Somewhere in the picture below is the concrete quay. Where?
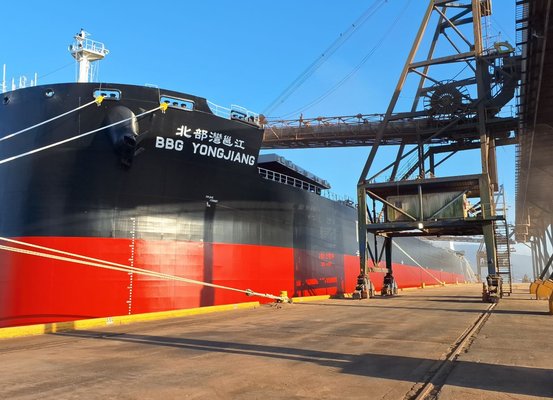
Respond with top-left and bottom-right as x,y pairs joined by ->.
1,284 -> 551,399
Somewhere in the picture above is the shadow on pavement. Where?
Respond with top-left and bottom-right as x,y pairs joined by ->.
56,330 -> 553,398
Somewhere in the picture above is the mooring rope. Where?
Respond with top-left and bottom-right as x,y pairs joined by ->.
0,237 -> 289,302
0,103 -> 164,166
392,241 -> 445,285
0,97 -> 103,143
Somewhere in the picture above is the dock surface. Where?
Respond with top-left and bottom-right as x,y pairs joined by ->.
1,284 -> 552,399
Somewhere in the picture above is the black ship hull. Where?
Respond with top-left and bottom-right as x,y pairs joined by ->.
0,83 -> 466,328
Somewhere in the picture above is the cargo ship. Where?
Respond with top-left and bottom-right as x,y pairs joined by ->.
0,31 -> 468,328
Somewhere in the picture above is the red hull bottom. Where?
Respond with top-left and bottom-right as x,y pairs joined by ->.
0,237 -> 464,328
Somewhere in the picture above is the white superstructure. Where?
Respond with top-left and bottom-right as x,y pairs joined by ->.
69,29 -> 109,83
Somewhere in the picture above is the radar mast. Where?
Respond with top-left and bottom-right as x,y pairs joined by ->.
69,29 -> 109,83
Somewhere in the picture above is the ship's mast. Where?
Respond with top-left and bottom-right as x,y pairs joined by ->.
69,29 -> 109,83
2,64 -> 6,93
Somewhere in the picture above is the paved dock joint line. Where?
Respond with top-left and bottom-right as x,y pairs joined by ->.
411,302 -> 497,400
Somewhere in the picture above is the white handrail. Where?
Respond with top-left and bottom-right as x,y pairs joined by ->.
258,167 -> 321,194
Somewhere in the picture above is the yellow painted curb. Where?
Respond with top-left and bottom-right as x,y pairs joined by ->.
399,283 -> 469,292
291,295 -> 331,303
0,301 -> 260,340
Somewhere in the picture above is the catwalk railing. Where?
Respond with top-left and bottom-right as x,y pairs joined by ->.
262,112 -> 517,149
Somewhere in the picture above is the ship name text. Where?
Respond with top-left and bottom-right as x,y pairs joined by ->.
154,124 -> 255,166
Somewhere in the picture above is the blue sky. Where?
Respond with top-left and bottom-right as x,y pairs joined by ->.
1,1 -> 517,218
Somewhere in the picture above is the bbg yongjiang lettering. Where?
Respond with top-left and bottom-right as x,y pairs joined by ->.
155,136 -> 256,166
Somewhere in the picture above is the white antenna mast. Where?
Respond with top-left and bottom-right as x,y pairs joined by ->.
69,29 -> 109,83
2,64 -> 6,93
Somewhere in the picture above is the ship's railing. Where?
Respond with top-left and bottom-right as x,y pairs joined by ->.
81,38 -> 108,56
207,101 -> 261,127
258,167 -> 357,205
207,101 -> 231,119
69,38 -> 109,59
321,191 -> 356,207
258,167 -> 321,194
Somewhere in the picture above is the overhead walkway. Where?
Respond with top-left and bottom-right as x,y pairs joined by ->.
262,113 -> 517,149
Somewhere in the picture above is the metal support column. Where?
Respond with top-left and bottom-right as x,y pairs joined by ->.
475,48 -> 497,276
354,186 -> 372,299
531,238 -> 538,281
353,0 -> 516,301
